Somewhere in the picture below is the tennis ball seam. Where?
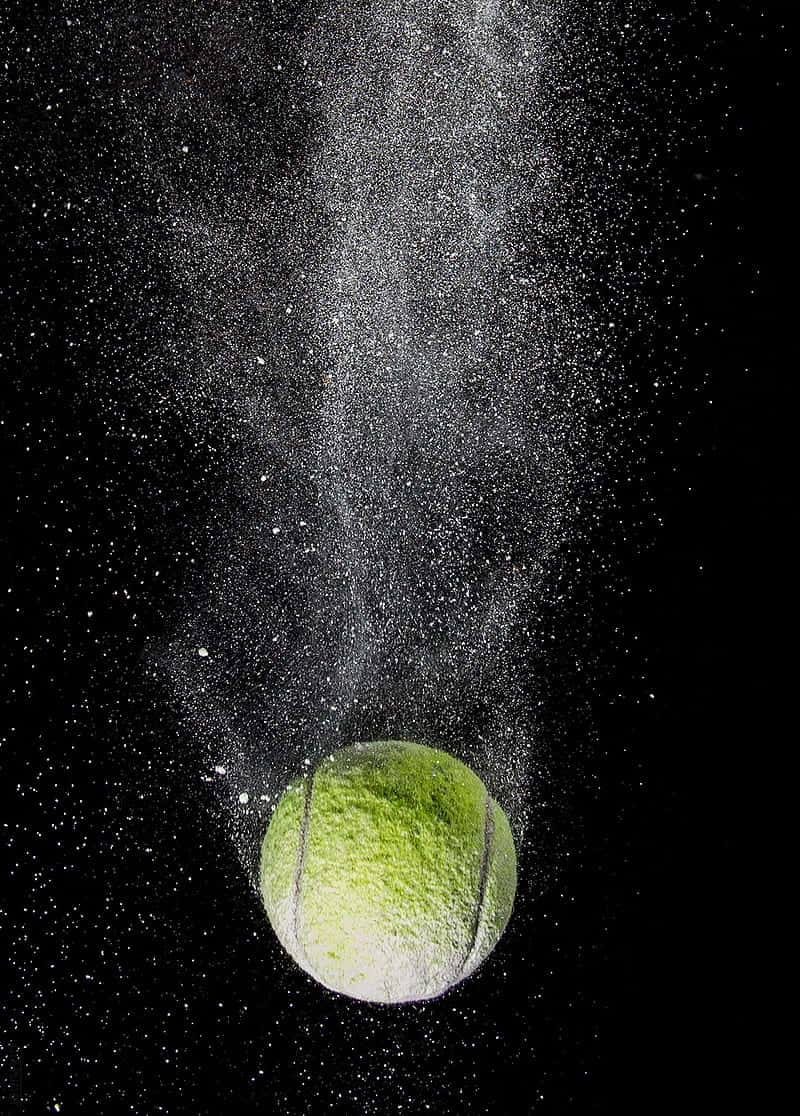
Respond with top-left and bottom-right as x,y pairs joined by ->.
291,771 -> 315,968
457,787 -> 495,980
293,760 -> 495,989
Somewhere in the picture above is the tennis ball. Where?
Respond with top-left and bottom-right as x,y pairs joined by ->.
259,739 -> 516,1004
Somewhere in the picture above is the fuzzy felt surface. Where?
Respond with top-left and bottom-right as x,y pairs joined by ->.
260,740 -> 516,1003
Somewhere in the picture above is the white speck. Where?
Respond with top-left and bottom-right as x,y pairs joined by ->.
214,765 -> 226,775
198,647 -> 209,658
238,792 -> 250,805
181,144 -> 189,153
87,610 -> 93,618
260,474 -> 267,482
272,526 -> 281,535
256,356 -> 265,365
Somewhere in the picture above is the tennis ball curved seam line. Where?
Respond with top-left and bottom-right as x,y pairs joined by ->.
291,771 -> 315,968
458,786 -> 494,980
289,754 -> 493,983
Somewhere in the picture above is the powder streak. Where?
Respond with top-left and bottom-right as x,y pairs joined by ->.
153,0 -> 614,881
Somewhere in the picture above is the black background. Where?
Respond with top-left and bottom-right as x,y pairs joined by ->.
2,3 -> 787,1112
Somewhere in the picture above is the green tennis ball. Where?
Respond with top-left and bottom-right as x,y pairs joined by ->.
259,739 -> 517,1004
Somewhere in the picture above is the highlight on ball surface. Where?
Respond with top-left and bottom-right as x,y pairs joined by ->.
259,739 -> 517,1004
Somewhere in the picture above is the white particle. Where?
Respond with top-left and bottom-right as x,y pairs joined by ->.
214,765 -> 226,775
198,647 -> 209,658
238,792 -> 250,805
272,526 -> 281,535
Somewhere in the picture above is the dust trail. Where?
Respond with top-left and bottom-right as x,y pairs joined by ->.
144,0 -> 614,883
306,1 -> 587,806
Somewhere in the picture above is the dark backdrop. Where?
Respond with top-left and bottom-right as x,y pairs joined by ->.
2,3 -> 786,1112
